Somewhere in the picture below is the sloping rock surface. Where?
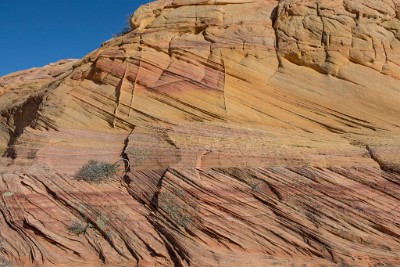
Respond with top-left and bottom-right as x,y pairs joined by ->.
0,0 -> 399,266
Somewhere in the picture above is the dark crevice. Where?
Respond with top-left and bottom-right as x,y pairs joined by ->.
271,6 -> 283,68
121,128 -> 134,187
271,5 -> 278,26
2,95 -> 44,158
121,129 -> 134,172
163,241 -> 184,267
194,25 -> 207,35
162,130 -> 179,150
150,169 -> 169,207
120,239 -> 140,263
98,250 -> 106,264
149,220 -> 189,267
267,182 -> 283,201
112,61 -> 129,128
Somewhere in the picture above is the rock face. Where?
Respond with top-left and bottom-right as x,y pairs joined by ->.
276,0 -> 400,78
0,0 -> 399,266
0,60 -> 77,154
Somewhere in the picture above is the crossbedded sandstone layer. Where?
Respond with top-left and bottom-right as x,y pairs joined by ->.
0,0 -> 399,266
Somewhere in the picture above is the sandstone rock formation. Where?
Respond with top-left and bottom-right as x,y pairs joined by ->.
0,0 -> 399,266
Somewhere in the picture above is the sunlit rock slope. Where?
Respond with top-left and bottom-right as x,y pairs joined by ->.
0,0 -> 399,266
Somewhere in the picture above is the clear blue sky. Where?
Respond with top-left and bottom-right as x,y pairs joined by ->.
0,0 -> 151,76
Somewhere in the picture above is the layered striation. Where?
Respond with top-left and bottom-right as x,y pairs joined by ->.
0,0 -> 399,266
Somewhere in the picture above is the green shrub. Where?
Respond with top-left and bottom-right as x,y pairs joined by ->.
76,160 -> 117,183
160,193 -> 192,228
67,222 -> 87,235
164,203 -> 191,228
27,150 -> 37,159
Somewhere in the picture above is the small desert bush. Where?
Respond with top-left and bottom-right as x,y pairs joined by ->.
118,26 -> 131,36
164,203 -> 191,228
113,23 -> 131,37
67,222 -> 87,235
76,160 -> 117,183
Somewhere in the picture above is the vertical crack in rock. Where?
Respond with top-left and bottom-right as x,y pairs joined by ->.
220,54 -> 228,113
121,128 -> 134,185
128,62 -> 138,118
271,4 -> 282,68
113,60 -> 129,128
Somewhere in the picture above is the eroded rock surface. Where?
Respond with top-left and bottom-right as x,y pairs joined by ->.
275,0 -> 400,78
0,0 -> 399,266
